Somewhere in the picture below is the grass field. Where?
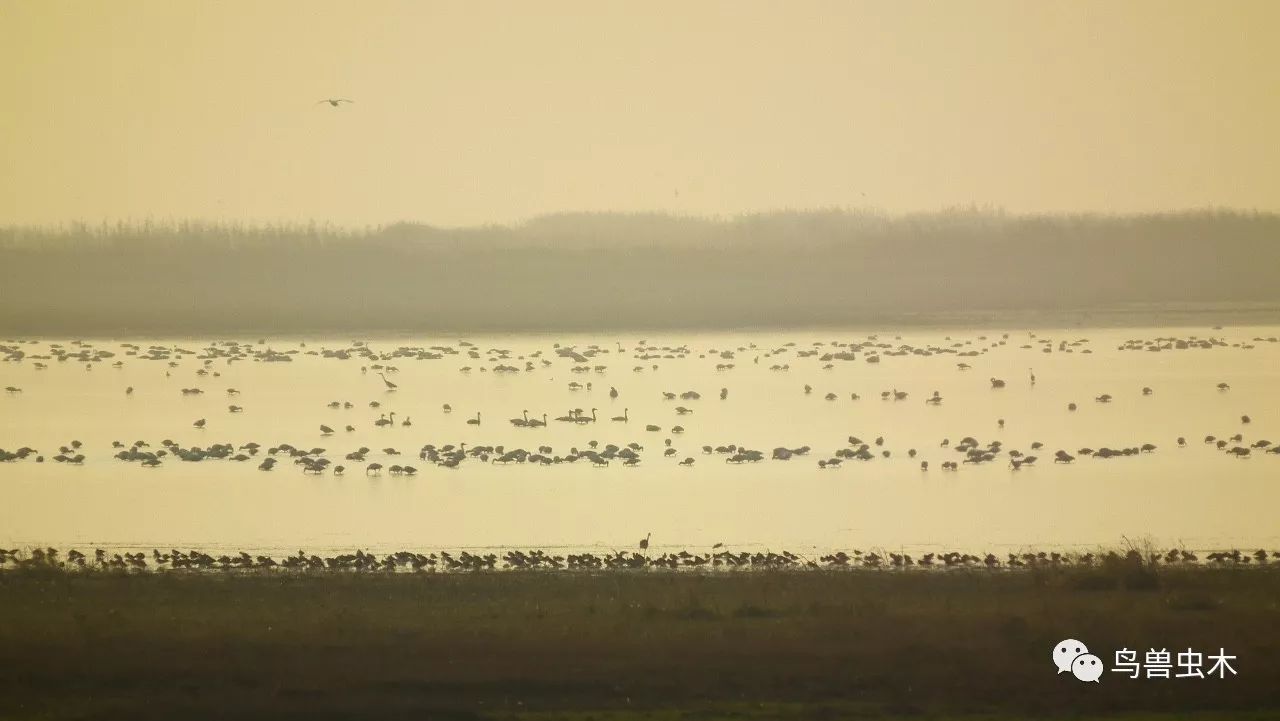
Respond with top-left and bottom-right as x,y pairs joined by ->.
2,563 -> 1278,720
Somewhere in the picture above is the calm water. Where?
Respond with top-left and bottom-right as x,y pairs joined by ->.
2,326 -> 1278,555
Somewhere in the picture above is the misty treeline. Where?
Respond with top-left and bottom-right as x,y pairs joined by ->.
1,209 -> 1277,334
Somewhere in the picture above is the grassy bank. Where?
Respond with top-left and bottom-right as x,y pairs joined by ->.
2,565 -> 1278,720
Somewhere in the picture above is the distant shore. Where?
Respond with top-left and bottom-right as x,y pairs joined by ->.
4,210 -> 1279,336
2,303 -> 1279,339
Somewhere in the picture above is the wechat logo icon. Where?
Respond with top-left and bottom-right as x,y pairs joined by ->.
1054,639 -> 1103,682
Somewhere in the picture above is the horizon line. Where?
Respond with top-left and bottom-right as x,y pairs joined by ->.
3,204 -> 1278,233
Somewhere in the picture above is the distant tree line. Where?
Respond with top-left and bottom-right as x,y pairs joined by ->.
1,209 -> 1277,334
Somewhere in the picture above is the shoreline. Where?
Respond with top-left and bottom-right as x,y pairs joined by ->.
4,303 -> 1280,339
4,545 -> 1276,574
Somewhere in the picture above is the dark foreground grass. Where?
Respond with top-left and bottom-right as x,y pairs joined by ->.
2,566 -> 1278,720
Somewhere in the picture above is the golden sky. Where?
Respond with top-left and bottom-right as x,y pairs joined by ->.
2,0 -> 1277,227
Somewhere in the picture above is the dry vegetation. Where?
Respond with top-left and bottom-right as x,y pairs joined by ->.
2,560 -> 1278,720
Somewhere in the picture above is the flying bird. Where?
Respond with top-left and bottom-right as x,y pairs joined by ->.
317,98 -> 354,107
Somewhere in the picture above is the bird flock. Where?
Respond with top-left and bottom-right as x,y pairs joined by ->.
2,544 -> 1278,574
2,332 -> 1277,475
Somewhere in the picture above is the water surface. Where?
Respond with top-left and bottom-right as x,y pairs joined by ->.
2,326 -> 1277,555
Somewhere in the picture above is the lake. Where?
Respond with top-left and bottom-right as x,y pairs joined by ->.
2,326 -> 1278,557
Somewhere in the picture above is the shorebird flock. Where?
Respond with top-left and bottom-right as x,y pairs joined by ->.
1,332 -> 1276,476
1,544 -> 1277,574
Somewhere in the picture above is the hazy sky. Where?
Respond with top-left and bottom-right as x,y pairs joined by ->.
2,0 -> 1278,227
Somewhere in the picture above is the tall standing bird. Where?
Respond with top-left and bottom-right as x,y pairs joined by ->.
317,98 -> 354,107
639,532 -> 651,554
377,373 -> 397,391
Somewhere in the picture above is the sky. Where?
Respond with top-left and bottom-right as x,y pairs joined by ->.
1,0 -> 1278,227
